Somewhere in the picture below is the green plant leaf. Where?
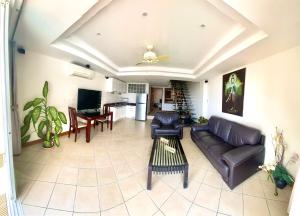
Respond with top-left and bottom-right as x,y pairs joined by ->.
43,81 -> 48,98
20,124 -> 30,137
54,118 -> 62,128
32,106 -> 42,124
37,131 -> 45,139
23,101 -> 33,111
49,106 -> 58,120
38,120 -> 46,134
58,112 -> 67,124
21,134 -> 30,145
54,134 -> 60,147
33,98 -> 44,106
55,125 -> 62,133
46,131 -> 51,141
23,111 -> 32,126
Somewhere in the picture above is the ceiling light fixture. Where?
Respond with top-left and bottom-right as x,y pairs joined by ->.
200,24 -> 206,28
142,12 -> 148,17
96,32 -> 101,36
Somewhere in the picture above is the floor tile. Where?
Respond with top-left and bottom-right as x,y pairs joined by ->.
176,180 -> 200,202
101,204 -> 128,216
44,209 -> 73,216
203,171 -> 223,189
97,166 -> 117,185
194,184 -> 221,211
125,191 -> 157,216
218,190 -> 243,216
77,169 -> 98,186
188,204 -> 216,216
243,178 -> 265,197
267,200 -> 288,216
22,205 -> 45,216
73,213 -> 100,216
57,167 -> 78,185
48,184 -> 76,211
74,186 -> 100,212
37,165 -> 61,182
23,181 -> 55,207
243,195 -> 270,216
161,192 -> 192,216
99,183 -> 123,210
146,180 -> 174,207
118,176 -> 143,201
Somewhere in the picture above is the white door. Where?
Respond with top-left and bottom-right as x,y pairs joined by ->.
0,1 -> 21,215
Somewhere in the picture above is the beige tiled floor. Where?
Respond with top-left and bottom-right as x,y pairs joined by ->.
14,119 -> 292,216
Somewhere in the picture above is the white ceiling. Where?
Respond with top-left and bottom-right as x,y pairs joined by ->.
15,0 -> 300,85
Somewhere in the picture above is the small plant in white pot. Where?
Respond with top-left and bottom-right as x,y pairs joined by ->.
20,81 -> 67,148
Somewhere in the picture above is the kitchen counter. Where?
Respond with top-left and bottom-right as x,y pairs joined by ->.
104,102 -> 136,107
104,102 -> 136,121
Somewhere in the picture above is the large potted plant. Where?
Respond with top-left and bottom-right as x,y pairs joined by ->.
20,81 -> 67,148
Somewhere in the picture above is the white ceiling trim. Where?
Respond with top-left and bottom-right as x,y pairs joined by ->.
195,30 -> 268,77
52,41 -> 118,75
49,0 -> 269,80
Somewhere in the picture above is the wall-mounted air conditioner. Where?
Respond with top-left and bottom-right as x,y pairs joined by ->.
67,64 -> 95,80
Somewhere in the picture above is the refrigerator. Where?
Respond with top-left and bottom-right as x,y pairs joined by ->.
135,94 -> 148,121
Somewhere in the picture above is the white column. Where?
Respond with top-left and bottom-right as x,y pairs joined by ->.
202,81 -> 209,118
289,166 -> 300,216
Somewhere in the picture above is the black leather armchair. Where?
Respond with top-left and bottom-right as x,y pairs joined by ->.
151,111 -> 183,139
191,116 -> 265,189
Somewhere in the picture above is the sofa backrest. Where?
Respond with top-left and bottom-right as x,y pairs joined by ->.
227,123 -> 262,146
208,116 -> 232,142
208,116 -> 262,146
154,111 -> 179,125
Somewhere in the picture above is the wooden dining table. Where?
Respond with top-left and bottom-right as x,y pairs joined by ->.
77,111 -> 113,143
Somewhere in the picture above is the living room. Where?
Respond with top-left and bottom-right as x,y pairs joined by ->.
0,0 -> 300,216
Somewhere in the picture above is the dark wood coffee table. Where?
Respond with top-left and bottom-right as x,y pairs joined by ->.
147,136 -> 189,190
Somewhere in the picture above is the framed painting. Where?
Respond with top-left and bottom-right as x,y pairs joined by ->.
222,68 -> 246,116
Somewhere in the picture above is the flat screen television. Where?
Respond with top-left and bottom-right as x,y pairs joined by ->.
77,88 -> 101,111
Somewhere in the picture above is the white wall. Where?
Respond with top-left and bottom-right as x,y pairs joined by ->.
16,50 -> 121,141
187,81 -> 203,119
206,46 -> 300,176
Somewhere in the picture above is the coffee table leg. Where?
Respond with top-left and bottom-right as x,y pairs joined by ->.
147,166 -> 152,190
183,165 -> 189,188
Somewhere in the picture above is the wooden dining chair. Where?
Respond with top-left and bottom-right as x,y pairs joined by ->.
68,106 -> 87,142
94,105 -> 110,132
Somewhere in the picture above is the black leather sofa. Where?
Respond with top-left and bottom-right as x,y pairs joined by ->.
191,116 -> 265,189
151,111 -> 183,139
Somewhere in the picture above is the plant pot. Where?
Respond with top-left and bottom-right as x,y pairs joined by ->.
275,178 -> 287,189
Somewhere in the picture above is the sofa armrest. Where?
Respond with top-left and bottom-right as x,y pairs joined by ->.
173,121 -> 182,129
151,118 -> 161,129
191,123 -> 209,132
222,145 -> 264,168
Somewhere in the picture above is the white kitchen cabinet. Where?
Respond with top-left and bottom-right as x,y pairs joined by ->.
126,105 -> 136,119
110,106 -> 128,122
105,78 -> 126,93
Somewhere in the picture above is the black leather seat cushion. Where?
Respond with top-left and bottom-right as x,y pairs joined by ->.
192,131 -> 212,140
198,135 -> 224,150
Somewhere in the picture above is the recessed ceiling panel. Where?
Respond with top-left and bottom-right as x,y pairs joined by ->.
73,0 -> 238,69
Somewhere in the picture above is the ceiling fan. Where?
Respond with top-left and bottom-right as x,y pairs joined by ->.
136,45 -> 169,65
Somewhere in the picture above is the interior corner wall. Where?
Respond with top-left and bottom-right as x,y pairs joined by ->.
15,50 -> 118,141
187,81 -> 203,118
206,45 -> 300,176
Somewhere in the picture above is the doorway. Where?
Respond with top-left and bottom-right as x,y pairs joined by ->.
149,87 -> 163,116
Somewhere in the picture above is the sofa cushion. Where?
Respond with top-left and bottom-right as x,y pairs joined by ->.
155,112 -> 179,125
208,116 -> 220,134
154,125 -> 180,136
198,135 -> 224,150
192,130 -> 212,140
215,119 -> 232,142
228,123 -> 261,146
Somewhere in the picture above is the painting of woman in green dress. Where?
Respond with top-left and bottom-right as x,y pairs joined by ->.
222,68 -> 246,116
